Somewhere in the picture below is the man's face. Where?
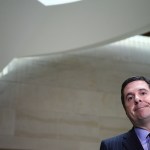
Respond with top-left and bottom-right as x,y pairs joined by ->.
123,80 -> 150,126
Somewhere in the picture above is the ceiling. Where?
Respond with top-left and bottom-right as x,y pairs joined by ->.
0,0 -> 150,71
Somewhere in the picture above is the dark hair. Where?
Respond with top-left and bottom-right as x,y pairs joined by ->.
121,76 -> 150,107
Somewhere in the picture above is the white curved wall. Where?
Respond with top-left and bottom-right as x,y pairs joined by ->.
0,0 -> 150,70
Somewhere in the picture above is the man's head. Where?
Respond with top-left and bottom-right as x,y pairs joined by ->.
121,76 -> 150,127
121,76 -> 150,107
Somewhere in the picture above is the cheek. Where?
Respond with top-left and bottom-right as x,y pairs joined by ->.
145,97 -> 150,102
125,107 -> 135,119
124,103 -> 134,112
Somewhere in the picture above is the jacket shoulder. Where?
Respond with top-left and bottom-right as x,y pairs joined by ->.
100,132 -> 127,150
103,132 -> 126,143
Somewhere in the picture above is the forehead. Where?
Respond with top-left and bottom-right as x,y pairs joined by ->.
124,80 -> 149,94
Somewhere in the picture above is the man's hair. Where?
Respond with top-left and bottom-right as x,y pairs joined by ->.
121,76 -> 150,107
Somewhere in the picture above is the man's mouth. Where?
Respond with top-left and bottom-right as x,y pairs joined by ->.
134,105 -> 149,111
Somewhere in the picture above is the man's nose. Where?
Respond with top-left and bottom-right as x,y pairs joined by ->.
134,95 -> 141,103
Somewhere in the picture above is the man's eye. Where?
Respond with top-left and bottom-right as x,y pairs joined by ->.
127,96 -> 133,101
141,92 -> 146,95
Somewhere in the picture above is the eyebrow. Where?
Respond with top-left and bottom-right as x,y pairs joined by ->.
138,88 -> 148,92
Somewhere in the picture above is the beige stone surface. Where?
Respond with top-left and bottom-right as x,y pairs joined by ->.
0,37 -> 150,149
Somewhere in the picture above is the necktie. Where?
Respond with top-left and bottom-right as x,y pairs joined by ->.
147,134 -> 150,150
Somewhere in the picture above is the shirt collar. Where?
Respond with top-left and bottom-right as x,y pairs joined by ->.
134,127 -> 149,143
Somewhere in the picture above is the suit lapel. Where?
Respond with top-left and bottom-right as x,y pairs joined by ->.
122,128 -> 144,150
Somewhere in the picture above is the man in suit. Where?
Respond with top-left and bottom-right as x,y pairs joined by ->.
100,76 -> 150,150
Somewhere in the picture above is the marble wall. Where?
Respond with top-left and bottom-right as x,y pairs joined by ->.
0,36 -> 150,150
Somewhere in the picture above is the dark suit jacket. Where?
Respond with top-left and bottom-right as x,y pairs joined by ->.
100,128 -> 144,150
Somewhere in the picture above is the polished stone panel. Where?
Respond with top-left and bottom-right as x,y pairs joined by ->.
0,36 -> 150,149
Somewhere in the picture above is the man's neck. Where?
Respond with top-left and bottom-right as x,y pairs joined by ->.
134,121 -> 150,132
